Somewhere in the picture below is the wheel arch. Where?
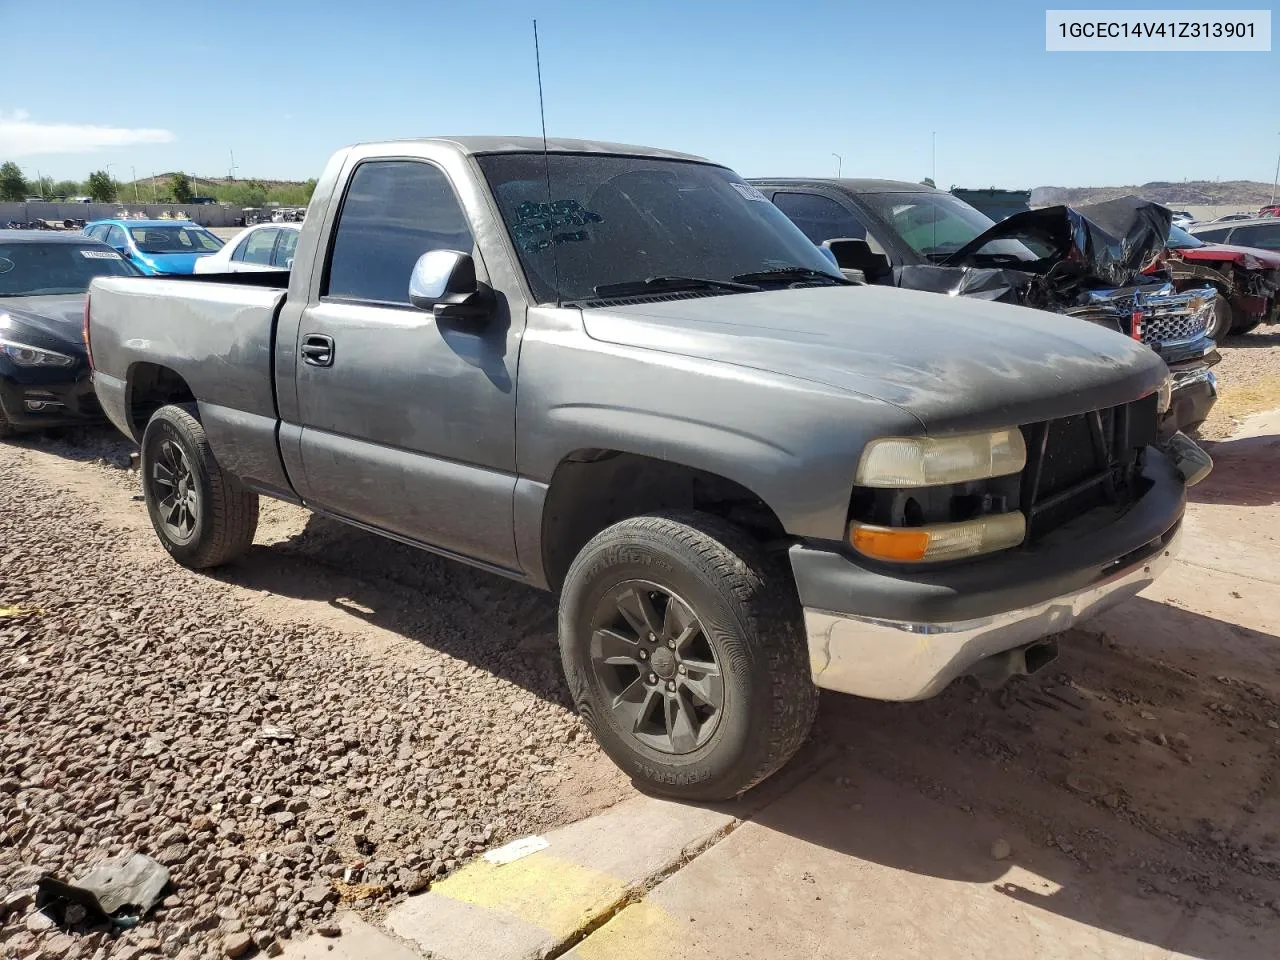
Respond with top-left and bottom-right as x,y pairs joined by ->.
124,361 -> 197,441
537,448 -> 790,593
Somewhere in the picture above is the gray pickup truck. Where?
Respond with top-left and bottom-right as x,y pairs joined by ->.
87,137 -> 1210,800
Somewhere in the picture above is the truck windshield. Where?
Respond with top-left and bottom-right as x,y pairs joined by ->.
858,191 -> 1038,262
0,242 -> 139,296
476,154 -> 843,304
128,225 -> 223,254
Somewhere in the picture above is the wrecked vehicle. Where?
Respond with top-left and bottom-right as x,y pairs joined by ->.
90,137 -> 1207,800
754,179 -> 1220,432
1173,221 -> 1280,337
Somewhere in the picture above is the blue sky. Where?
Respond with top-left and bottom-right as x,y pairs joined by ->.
1,0 -> 1276,188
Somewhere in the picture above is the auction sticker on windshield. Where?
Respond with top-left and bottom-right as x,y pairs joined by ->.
1047,9 -> 1271,50
731,182 -> 769,202
80,250 -> 122,260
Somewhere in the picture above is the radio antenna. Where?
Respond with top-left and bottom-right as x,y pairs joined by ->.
533,19 -> 562,306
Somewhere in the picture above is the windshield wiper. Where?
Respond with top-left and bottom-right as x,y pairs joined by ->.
731,266 -> 851,286
593,275 -> 760,298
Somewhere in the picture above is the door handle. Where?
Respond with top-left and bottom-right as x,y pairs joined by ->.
301,334 -> 334,367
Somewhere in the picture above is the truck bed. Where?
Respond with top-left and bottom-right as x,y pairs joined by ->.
88,274 -> 291,495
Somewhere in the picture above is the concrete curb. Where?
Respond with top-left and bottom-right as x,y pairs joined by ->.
381,795 -> 736,960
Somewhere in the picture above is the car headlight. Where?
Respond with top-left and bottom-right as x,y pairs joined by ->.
855,429 -> 1027,488
0,338 -> 77,368
1156,375 -> 1173,416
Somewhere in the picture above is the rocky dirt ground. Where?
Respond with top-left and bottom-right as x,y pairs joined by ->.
0,444 -> 629,959
2,332 -> 1278,959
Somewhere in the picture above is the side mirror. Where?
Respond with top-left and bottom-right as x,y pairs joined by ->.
822,238 -> 890,282
409,249 -> 491,321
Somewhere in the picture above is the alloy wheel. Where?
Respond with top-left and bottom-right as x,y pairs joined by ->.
589,581 -> 725,755
150,438 -> 200,542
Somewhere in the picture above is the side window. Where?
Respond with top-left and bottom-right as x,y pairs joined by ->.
87,225 -> 107,241
325,160 -> 474,305
105,226 -> 128,249
1237,225 -> 1280,251
1193,227 -> 1231,243
242,228 -> 279,265
771,192 -> 868,245
230,234 -> 253,262
272,229 -> 299,267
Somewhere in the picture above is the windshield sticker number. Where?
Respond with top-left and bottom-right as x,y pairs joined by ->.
513,199 -> 603,253
80,250 -> 122,260
730,182 -> 768,202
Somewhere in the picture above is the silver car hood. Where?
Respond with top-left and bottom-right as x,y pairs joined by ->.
582,285 -> 1167,431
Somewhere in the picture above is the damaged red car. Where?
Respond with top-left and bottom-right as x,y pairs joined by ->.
1153,224 -> 1280,339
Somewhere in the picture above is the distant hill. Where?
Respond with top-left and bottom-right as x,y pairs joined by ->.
1031,180 -> 1273,209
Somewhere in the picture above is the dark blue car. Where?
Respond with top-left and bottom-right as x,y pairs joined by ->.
84,219 -> 223,275
0,231 -> 142,436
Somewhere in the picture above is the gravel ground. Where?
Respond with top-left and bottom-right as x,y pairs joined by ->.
1198,327 -> 1280,439
0,443 -> 626,959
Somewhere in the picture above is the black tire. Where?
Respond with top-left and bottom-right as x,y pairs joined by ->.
140,403 -> 259,569
1207,295 -> 1233,341
558,510 -> 817,801
0,404 -> 15,440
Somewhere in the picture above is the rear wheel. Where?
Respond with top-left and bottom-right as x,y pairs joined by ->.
558,511 -> 817,801
0,405 -> 15,440
141,404 -> 259,568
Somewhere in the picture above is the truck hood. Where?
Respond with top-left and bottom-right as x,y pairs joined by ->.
583,285 -> 1166,431
942,196 -> 1173,288
0,294 -> 88,357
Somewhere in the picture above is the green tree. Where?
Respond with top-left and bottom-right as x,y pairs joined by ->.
170,173 -> 194,203
87,170 -> 117,202
0,161 -> 29,201
52,179 -> 82,198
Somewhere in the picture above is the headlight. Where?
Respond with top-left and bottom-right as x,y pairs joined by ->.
855,429 -> 1027,488
0,338 -> 76,368
1156,375 -> 1173,416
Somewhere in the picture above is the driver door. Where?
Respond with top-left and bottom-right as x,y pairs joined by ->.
291,158 -> 523,570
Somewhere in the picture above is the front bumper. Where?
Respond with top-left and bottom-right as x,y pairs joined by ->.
792,443 -> 1191,701
0,370 -> 103,430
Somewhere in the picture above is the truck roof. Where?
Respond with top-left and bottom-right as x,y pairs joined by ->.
749,178 -> 937,194
367,136 -> 712,164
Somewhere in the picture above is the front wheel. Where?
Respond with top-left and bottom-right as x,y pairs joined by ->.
1207,295 -> 1233,341
141,404 -> 259,569
558,511 -> 817,801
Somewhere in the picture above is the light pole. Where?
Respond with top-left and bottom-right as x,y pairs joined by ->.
150,172 -> 158,203
1271,132 -> 1279,205
831,153 -> 842,177
931,131 -> 937,186
131,166 -> 139,203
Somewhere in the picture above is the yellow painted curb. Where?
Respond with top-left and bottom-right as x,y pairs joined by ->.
431,853 -> 628,940
570,902 -> 674,960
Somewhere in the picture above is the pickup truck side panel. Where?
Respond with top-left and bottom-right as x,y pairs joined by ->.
513,306 -> 921,558
90,279 -> 293,497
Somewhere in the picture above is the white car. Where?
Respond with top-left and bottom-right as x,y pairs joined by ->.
193,223 -> 300,274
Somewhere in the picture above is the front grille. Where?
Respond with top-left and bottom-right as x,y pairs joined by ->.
1018,393 -> 1158,541
1064,283 -> 1212,346
1142,296 -> 1211,345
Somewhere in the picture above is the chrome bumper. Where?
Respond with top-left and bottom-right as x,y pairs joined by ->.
803,525 -> 1182,702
